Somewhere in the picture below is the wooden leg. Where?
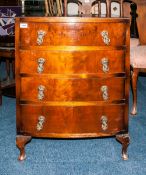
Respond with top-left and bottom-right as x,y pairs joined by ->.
131,68 -> 139,115
116,133 -> 130,160
12,59 -> 15,79
6,59 -> 10,81
16,135 -> 32,161
64,0 -> 67,16
0,60 -> 2,105
0,82 -> 2,105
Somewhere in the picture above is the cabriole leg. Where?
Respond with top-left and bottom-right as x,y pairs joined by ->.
116,133 -> 130,160
131,68 -> 139,115
16,135 -> 32,161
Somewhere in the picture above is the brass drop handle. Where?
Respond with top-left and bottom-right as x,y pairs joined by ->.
37,58 -> 45,73
36,115 -> 45,131
101,31 -> 110,45
101,58 -> 109,73
101,85 -> 109,101
38,85 -> 45,100
37,30 -> 46,45
101,115 -> 108,131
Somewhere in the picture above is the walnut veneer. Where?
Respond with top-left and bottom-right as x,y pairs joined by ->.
15,17 -> 130,161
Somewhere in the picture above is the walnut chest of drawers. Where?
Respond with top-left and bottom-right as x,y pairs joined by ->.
15,17 -> 130,161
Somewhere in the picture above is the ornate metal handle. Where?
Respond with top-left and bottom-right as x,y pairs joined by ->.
101,85 -> 109,101
37,30 -> 46,45
101,115 -> 108,131
101,58 -> 109,73
37,58 -> 45,73
36,115 -> 45,131
38,85 -> 45,100
101,31 -> 110,45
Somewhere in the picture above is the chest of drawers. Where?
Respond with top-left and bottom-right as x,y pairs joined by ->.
15,17 -> 130,161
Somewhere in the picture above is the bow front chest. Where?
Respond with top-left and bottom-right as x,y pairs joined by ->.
15,17 -> 130,161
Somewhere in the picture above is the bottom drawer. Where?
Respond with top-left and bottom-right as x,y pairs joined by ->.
18,105 -> 127,138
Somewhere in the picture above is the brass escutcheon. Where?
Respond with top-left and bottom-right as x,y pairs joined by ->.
37,58 -> 45,73
101,85 -> 108,101
36,115 -> 45,131
101,115 -> 108,131
38,85 -> 45,100
101,57 -> 109,73
101,31 -> 110,45
37,30 -> 46,45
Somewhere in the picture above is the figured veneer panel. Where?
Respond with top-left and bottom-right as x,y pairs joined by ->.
20,77 -> 125,102
19,50 -> 125,74
19,105 -> 126,137
20,22 -> 126,46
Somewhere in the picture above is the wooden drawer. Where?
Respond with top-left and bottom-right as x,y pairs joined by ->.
20,77 -> 125,102
20,50 -> 125,74
18,105 -> 126,137
19,22 -> 126,46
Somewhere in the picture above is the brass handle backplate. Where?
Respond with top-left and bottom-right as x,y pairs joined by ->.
101,31 -> 110,45
101,115 -> 108,131
101,58 -> 109,73
36,115 -> 45,131
37,58 -> 45,73
101,85 -> 109,101
37,30 -> 46,45
38,85 -> 45,100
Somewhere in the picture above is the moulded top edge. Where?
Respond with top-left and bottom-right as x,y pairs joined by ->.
15,17 -> 130,23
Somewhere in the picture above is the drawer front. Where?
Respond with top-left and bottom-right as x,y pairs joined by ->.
20,77 -> 125,102
20,22 -> 126,46
20,50 -> 125,74
19,105 -> 126,136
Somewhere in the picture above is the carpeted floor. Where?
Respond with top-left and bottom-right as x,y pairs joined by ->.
0,76 -> 146,175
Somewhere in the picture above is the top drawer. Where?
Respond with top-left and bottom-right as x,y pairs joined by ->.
19,22 -> 127,47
